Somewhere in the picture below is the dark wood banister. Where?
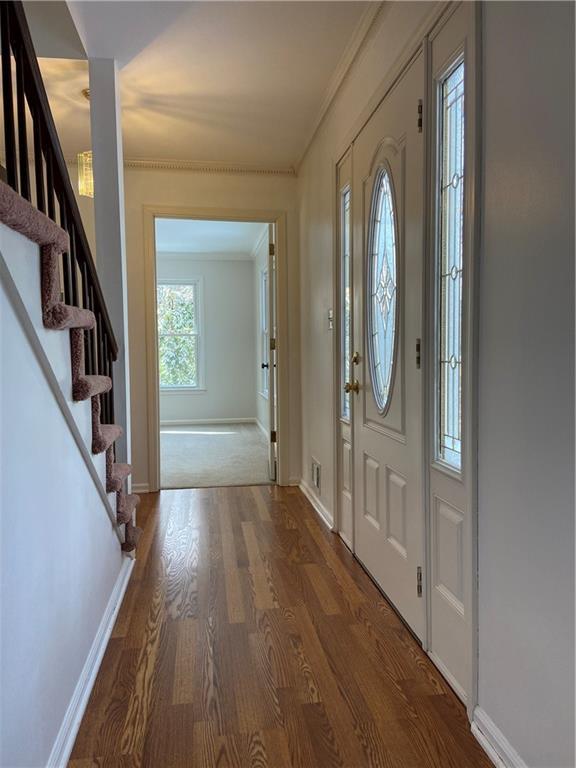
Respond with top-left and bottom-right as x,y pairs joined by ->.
1,1 -> 118,422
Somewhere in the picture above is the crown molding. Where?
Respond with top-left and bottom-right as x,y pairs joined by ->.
296,1 -> 387,171
64,156 -> 295,177
123,158 -> 296,177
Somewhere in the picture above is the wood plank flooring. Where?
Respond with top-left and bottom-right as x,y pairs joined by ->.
70,486 -> 491,767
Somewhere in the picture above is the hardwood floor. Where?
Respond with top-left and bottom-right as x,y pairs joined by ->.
70,486 -> 491,767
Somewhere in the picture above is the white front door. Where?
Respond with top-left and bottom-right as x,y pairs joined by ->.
351,52 -> 426,639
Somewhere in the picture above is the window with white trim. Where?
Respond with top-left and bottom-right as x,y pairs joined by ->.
436,60 -> 465,469
260,268 -> 269,397
157,280 -> 203,389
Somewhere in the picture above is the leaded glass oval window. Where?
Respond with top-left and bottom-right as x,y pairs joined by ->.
367,168 -> 398,413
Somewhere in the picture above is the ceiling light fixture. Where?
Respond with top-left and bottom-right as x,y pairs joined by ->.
77,88 -> 93,198
77,150 -> 93,198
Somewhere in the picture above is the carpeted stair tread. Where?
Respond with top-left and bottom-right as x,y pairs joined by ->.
117,492 -> 140,525
44,303 -> 95,331
92,396 -> 122,454
0,180 -> 69,251
122,521 -> 143,553
73,374 -> 112,402
107,462 -> 132,493
93,423 -> 122,455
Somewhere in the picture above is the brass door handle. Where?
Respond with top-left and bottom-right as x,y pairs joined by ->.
344,380 -> 360,394
352,352 -> 360,365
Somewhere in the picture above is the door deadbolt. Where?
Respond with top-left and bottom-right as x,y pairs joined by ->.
344,380 -> 360,395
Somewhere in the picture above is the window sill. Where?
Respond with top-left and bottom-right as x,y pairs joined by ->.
160,387 -> 207,395
259,391 -> 269,400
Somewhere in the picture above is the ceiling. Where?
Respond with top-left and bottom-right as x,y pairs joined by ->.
155,218 -> 268,257
34,1 -> 373,169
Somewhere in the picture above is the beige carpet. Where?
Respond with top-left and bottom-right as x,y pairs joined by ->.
160,423 -> 271,489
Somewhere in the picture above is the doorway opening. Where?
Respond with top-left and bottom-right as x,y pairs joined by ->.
152,217 -> 278,489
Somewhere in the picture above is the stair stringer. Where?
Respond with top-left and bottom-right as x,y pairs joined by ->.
0,222 -> 108,485
0,181 -> 141,551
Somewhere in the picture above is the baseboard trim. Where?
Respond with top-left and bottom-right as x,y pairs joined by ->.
47,557 -> 134,768
339,531 -> 353,551
472,708 -> 527,768
427,651 -> 467,705
299,480 -> 334,529
160,417 -> 257,427
132,483 -> 150,494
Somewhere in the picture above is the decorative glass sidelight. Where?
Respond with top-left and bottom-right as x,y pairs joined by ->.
437,61 -> 465,470
367,168 -> 398,414
340,188 -> 352,420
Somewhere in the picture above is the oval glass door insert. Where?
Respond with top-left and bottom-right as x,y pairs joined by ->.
367,168 -> 398,413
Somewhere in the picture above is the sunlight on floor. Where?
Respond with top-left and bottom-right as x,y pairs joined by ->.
160,422 -> 270,489
161,429 -> 238,436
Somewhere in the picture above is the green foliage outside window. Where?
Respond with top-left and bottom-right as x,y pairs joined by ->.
157,284 -> 199,387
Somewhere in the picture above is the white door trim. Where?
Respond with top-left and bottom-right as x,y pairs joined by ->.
333,149 -> 354,548
143,205 -> 289,491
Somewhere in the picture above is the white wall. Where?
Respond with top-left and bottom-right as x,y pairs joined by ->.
253,229 -> 270,433
124,168 -> 300,488
157,254 -> 256,423
477,4 -> 574,767
0,223 -> 125,767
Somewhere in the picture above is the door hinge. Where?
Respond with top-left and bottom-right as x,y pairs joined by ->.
417,99 -> 423,133
269,242 -> 275,257
417,566 -> 423,597
416,338 -> 421,369
270,337 -> 276,351
270,430 -> 277,443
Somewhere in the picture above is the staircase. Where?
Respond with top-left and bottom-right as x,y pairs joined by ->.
0,1 -> 140,551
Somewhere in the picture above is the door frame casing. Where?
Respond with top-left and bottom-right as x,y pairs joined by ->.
143,205 -> 289,492
333,149 -> 354,548
330,1 -> 481,721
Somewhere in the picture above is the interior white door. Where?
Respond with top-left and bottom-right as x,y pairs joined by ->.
267,223 -> 277,481
336,151 -> 354,548
352,52 -> 426,639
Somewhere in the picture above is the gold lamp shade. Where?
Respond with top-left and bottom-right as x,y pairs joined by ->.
77,151 -> 94,198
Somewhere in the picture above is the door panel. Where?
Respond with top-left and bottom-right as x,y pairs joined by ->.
352,52 -> 425,639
